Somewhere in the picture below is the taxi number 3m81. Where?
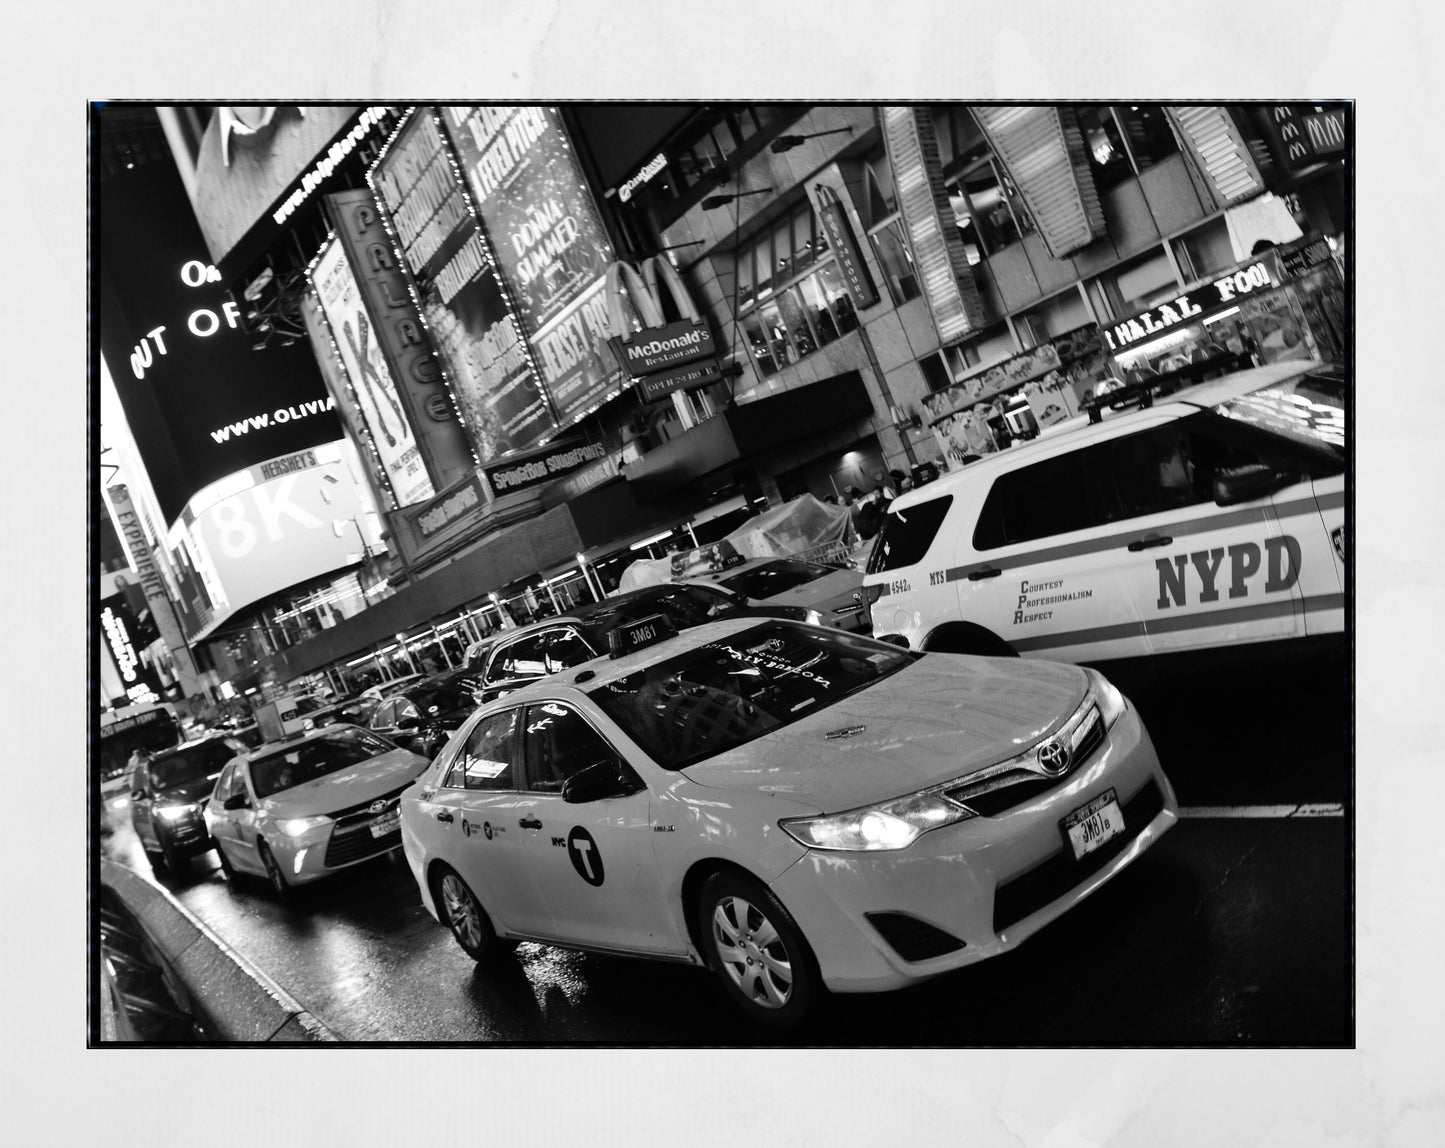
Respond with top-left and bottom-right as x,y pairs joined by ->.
1063,789 -> 1125,860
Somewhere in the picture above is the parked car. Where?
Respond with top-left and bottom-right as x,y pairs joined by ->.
400,614 -> 1177,1026
203,725 -> 431,899
128,735 -> 249,879
368,668 -> 487,758
697,556 -> 869,632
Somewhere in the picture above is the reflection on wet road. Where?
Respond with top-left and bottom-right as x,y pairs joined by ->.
100,646 -> 1350,1044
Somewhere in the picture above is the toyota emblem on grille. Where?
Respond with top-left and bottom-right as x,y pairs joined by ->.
368,800 -> 388,814
1037,740 -> 1069,776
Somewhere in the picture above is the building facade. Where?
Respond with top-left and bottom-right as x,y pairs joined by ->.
96,103 -> 1348,703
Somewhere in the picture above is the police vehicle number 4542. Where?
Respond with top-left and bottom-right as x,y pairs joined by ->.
863,361 -> 1345,666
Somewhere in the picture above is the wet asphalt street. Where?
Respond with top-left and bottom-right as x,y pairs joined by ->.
101,644 -> 1352,1045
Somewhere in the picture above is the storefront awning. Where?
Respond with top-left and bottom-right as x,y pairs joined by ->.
623,371 -> 873,502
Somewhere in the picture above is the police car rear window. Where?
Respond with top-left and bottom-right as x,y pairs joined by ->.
866,496 -> 953,574
588,623 -> 915,770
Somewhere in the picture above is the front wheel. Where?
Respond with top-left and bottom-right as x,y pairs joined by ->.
158,834 -> 188,882
257,841 -> 291,901
698,872 -> 819,1028
215,843 -> 237,883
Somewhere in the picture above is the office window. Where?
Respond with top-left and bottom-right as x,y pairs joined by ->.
1116,105 -> 1179,171
1077,106 -> 1134,191
735,202 -> 859,375
863,151 -> 920,304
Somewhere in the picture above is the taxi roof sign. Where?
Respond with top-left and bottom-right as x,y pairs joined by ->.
608,613 -> 676,659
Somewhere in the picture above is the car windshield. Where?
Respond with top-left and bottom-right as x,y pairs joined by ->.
150,740 -> 236,791
715,560 -> 834,598
588,622 -> 916,770
409,673 -> 482,713
1215,374 -> 1345,455
248,727 -> 397,798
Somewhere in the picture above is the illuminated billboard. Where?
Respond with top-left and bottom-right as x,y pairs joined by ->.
98,149 -> 344,524
311,237 -> 436,506
177,439 -> 381,637
191,105 -> 395,272
370,110 -> 556,462
441,106 -> 624,427
100,591 -> 166,706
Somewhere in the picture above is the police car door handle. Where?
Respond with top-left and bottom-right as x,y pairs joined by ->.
968,567 -> 1002,580
1127,534 -> 1173,552
519,815 -> 543,830
435,809 -> 454,823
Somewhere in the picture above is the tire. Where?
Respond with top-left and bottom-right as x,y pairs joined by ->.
158,833 -> 188,882
215,843 -> 237,883
434,867 -> 513,962
144,848 -> 168,876
257,840 -> 292,901
698,871 -> 819,1028
925,626 -> 1019,658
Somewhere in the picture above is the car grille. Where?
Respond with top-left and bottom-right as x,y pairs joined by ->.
945,706 -> 1106,818
864,912 -> 967,962
321,784 -> 409,869
990,778 -> 1164,935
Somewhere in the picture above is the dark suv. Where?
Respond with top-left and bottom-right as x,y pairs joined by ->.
129,736 -> 248,879
367,668 -> 486,759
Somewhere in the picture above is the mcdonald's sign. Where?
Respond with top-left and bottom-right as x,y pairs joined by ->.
606,256 -> 720,382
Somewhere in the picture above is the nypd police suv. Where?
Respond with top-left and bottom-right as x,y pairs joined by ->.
862,361 -> 1344,665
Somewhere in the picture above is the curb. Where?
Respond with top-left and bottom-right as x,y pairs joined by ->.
99,859 -> 338,1042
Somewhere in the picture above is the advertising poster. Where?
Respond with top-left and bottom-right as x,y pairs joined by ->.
99,151 -> 343,524
100,592 -> 167,706
441,106 -> 623,427
371,111 -> 555,460
185,442 -> 370,633
311,238 -> 435,506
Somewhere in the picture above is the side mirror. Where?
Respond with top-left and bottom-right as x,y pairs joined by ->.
222,794 -> 250,811
1213,464 -> 1289,506
397,714 -> 421,730
562,759 -> 633,804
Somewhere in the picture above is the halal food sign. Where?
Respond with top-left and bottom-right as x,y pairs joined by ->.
1104,261 -> 1275,352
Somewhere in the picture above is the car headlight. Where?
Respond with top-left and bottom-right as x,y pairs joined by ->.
277,815 -> 331,837
1088,670 -> 1127,728
156,803 -> 197,821
780,790 -> 974,852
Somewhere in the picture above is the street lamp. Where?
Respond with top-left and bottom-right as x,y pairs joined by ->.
770,126 -> 854,154
702,188 -> 772,210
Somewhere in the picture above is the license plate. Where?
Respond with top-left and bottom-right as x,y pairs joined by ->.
369,811 -> 400,839
1062,789 -> 1124,860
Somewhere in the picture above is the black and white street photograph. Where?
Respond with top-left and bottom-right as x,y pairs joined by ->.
28,3 -> 1436,1141
92,98 -> 1354,1045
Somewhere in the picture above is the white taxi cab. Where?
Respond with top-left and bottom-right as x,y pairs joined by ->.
399,614 -> 1177,1026
205,725 -> 431,898
863,361 -> 1345,664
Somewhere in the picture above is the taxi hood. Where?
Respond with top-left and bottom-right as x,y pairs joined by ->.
259,748 -> 430,817
679,655 -> 1089,812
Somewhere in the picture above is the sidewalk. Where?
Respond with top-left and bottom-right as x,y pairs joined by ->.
97,859 -> 337,1043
